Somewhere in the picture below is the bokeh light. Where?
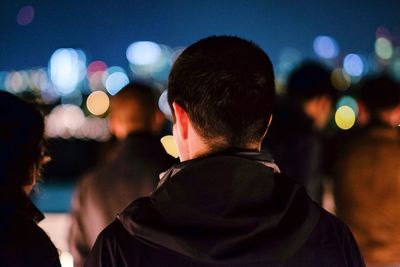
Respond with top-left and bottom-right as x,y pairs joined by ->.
0,71 -> 7,90
87,60 -> 107,77
17,5 -> 35,26
375,26 -> 391,39
126,41 -> 162,65
158,90 -> 172,120
276,47 -> 303,88
46,105 -> 86,138
331,68 -> 351,90
129,44 -> 173,81
160,135 -> 179,158
5,71 -> 29,93
335,105 -> 356,130
104,67 -> 129,95
86,91 -> 110,116
61,90 -> 83,106
336,96 -> 359,116
49,48 -> 86,95
343,54 -> 364,77
313,35 -> 339,59
375,37 -> 393,60
29,69 -> 48,91
390,58 -> 400,81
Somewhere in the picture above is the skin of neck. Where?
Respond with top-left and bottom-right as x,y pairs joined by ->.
172,102 -> 266,161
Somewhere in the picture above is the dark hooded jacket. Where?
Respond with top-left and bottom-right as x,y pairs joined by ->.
85,151 -> 364,267
0,190 -> 61,267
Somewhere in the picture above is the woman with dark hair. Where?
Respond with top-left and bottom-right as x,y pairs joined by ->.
0,91 -> 61,267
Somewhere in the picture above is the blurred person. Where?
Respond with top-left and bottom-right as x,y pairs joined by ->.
262,61 -> 336,204
85,36 -> 364,267
334,75 -> 400,266
69,82 -> 175,267
0,91 -> 61,267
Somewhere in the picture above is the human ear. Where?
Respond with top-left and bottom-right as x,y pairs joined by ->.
172,102 -> 189,140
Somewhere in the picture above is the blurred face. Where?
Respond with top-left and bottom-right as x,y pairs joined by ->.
304,95 -> 333,130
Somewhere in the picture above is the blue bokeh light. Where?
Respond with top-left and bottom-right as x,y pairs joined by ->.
313,36 -> 339,59
343,54 -> 364,77
105,68 -> 129,95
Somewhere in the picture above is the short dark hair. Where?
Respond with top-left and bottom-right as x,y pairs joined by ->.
0,91 -> 45,190
168,36 -> 275,148
358,75 -> 400,113
286,61 -> 336,101
112,82 -> 159,130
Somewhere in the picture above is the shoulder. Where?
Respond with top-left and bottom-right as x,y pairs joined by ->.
0,217 -> 60,267
85,219 -> 148,267
298,207 -> 365,266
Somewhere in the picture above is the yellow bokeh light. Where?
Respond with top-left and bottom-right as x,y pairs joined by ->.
86,91 -> 110,116
331,68 -> 351,91
335,105 -> 356,130
160,135 -> 179,158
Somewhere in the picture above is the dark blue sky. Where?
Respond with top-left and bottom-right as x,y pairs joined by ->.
1,0 -> 399,71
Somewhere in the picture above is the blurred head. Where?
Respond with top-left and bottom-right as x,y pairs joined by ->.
358,75 -> 400,127
110,82 -> 164,139
287,61 -> 336,129
0,91 -> 45,194
168,36 -> 275,160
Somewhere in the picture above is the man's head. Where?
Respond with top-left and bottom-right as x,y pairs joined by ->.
286,61 -> 336,129
0,91 -> 45,194
358,75 -> 400,127
168,36 -> 275,160
110,82 -> 164,139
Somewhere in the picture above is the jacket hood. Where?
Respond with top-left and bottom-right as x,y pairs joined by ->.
118,151 -> 320,264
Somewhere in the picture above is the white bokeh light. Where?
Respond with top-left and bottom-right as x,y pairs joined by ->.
49,48 -> 86,95
126,41 -> 162,65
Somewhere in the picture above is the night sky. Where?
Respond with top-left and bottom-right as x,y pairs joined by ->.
1,0 -> 399,71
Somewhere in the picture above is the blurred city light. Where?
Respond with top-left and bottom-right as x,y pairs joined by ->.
29,69 -> 47,91
343,53 -> 364,77
277,47 -> 302,76
129,44 -> 173,81
61,90 -> 83,106
375,37 -> 393,60
46,105 -> 86,138
87,60 -> 108,77
331,68 -> 351,90
337,96 -> 359,116
86,91 -> 110,116
88,71 -> 107,92
46,105 -> 110,140
126,41 -> 162,65
160,135 -> 179,158
17,5 -> 35,26
313,35 -> 339,59
0,71 -> 7,90
390,58 -> 400,81
5,71 -> 29,93
49,48 -> 86,95
104,67 -> 129,95
335,105 -> 356,130
158,90 -> 172,120
375,26 -> 391,39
